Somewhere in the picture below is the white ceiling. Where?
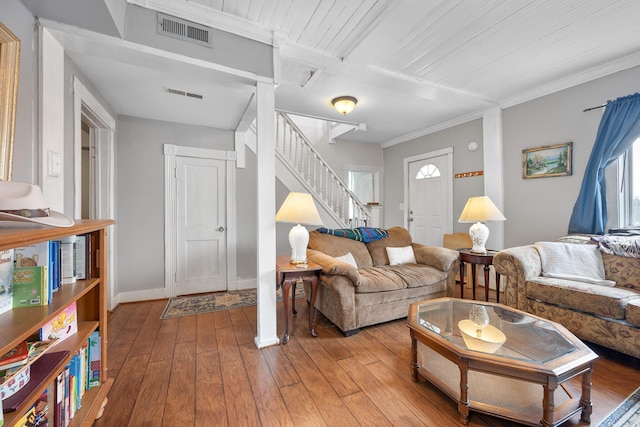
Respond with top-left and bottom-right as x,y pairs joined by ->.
21,0 -> 640,145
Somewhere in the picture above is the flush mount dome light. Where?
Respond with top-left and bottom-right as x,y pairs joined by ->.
332,96 -> 358,115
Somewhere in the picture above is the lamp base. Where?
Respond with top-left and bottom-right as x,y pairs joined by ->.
288,224 -> 309,264
468,222 -> 489,253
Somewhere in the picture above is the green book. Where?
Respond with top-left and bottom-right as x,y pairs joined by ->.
12,266 -> 47,308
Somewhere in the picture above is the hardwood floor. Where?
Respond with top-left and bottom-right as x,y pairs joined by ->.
95,288 -> 639,427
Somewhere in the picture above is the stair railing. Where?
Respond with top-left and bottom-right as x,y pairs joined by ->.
275,112 -> 370,228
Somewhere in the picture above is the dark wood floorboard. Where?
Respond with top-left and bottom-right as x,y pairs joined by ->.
95,287 -> 640,427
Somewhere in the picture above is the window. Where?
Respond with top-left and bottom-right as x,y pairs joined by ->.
415,163 -> 440,179
622,138 -> 640,227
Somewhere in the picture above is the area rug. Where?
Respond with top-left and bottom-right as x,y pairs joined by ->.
160,287 -> 305,319
597,386 -> 640,427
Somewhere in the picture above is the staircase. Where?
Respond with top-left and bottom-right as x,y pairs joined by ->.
274,112 -> 370,228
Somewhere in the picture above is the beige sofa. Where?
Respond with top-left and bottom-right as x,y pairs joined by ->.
306,226 -> 459,336
493,236 -> 640,358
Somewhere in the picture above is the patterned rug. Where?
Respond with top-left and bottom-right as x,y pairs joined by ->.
598,386 -> 640,427
160,287 -> 305,319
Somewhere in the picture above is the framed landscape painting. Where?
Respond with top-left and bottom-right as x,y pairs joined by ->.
522,142 -> 572,179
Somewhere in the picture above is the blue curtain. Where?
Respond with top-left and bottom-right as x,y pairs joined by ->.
568,93 -> 640,235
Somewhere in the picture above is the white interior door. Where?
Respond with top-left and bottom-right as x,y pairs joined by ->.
407,152 -> 452,246
176,156 -> 227,295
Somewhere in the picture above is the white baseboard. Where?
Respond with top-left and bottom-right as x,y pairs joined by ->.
110,280 -> 260,311
235,278 -> 257,290
113,288 -> 167,306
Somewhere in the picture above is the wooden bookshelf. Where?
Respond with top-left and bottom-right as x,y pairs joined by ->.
0,219 -> 114,426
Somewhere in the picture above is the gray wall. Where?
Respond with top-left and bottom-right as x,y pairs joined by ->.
502,65 -> 640,247
383,119 -> 484,235
384,65 -> 640,249
116,116 -> 234,294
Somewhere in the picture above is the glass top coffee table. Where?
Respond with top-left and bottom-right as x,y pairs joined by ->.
407,298 -> 598,426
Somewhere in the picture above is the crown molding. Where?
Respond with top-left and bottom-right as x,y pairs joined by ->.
501,51 -> 640,109
127,0 -> 275,45
380,111 -> 483,148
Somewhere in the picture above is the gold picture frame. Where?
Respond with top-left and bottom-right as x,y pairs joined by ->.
0,22 -> 20,181
522,142 -> 572,179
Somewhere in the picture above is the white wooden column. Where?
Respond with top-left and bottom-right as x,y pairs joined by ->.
254,81 -> 279,348
483,106 -> 505,250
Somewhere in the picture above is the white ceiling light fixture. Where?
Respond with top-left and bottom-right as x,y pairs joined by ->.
332,96 -> 358,115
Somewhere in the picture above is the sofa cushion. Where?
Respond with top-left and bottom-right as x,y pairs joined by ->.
526,277 -> 640,320
366,226 -> 413,266
309,230 -> 373,268
626,299 -> 640,327
388,264 -> 447,288
356,267 -> 407,293
602,253 -> 640,291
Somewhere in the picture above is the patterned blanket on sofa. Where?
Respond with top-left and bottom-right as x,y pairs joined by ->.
316,227 -> 388,243
592,234 -> 640,258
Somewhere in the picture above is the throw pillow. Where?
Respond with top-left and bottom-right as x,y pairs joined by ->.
535,241 -> 615,286
335,252 -> 358,268
386,246 -> 416,265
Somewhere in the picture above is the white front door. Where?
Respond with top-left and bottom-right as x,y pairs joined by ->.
176,156 -> 227,295
407,151 -> 452,246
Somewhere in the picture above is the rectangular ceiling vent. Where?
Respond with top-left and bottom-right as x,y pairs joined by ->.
166,88 -> 204,100
157,13 -> 212,48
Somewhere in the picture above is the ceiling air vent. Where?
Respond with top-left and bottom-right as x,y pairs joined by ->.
166,88 -> 204,100
157,13 -> 213,48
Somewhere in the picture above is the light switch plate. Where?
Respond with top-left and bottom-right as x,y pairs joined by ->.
48,150 -> 61,177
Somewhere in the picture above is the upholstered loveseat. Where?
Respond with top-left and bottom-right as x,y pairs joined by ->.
306,226 -> 459,336
493,236 -> 640,358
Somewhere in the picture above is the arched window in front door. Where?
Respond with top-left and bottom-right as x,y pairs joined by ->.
415,163 -> 441,179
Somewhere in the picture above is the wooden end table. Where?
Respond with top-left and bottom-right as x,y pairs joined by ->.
458,249 -> 500,302
276,255 -> 321,344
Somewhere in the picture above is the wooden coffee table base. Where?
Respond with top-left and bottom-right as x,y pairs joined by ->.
410,334 -> 594,426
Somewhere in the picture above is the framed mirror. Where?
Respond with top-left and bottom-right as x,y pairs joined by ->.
0,22 -> 20,181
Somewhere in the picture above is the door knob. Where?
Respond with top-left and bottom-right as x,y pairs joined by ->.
218,226 -> 225,232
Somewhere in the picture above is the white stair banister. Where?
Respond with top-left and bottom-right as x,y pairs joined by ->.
275,112 -> 370,228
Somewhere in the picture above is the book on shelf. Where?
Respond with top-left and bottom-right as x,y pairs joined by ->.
87,332 -> 100,389
74,235 -> 89,281
39,303 -> 77,342
0,250 -> 14,316
2,351 -> 69,414
14,389 -> 48,427
12,267 -> 48,308
15,241 -> 57,302
59,237 -> 76,285
50,241 -> 60,295
54,373 -> 63,427
0,341 -> 29,371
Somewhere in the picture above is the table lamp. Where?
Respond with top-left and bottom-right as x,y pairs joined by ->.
458,196 -> 506,253
276,192 -> 323,264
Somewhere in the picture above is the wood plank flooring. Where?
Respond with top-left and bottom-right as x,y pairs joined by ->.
95,288 -> 639,427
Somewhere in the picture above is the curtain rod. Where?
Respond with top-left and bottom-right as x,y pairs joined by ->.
583,104 -> 606,112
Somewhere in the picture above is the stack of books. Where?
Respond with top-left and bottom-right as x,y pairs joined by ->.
0,235 -> 91,316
